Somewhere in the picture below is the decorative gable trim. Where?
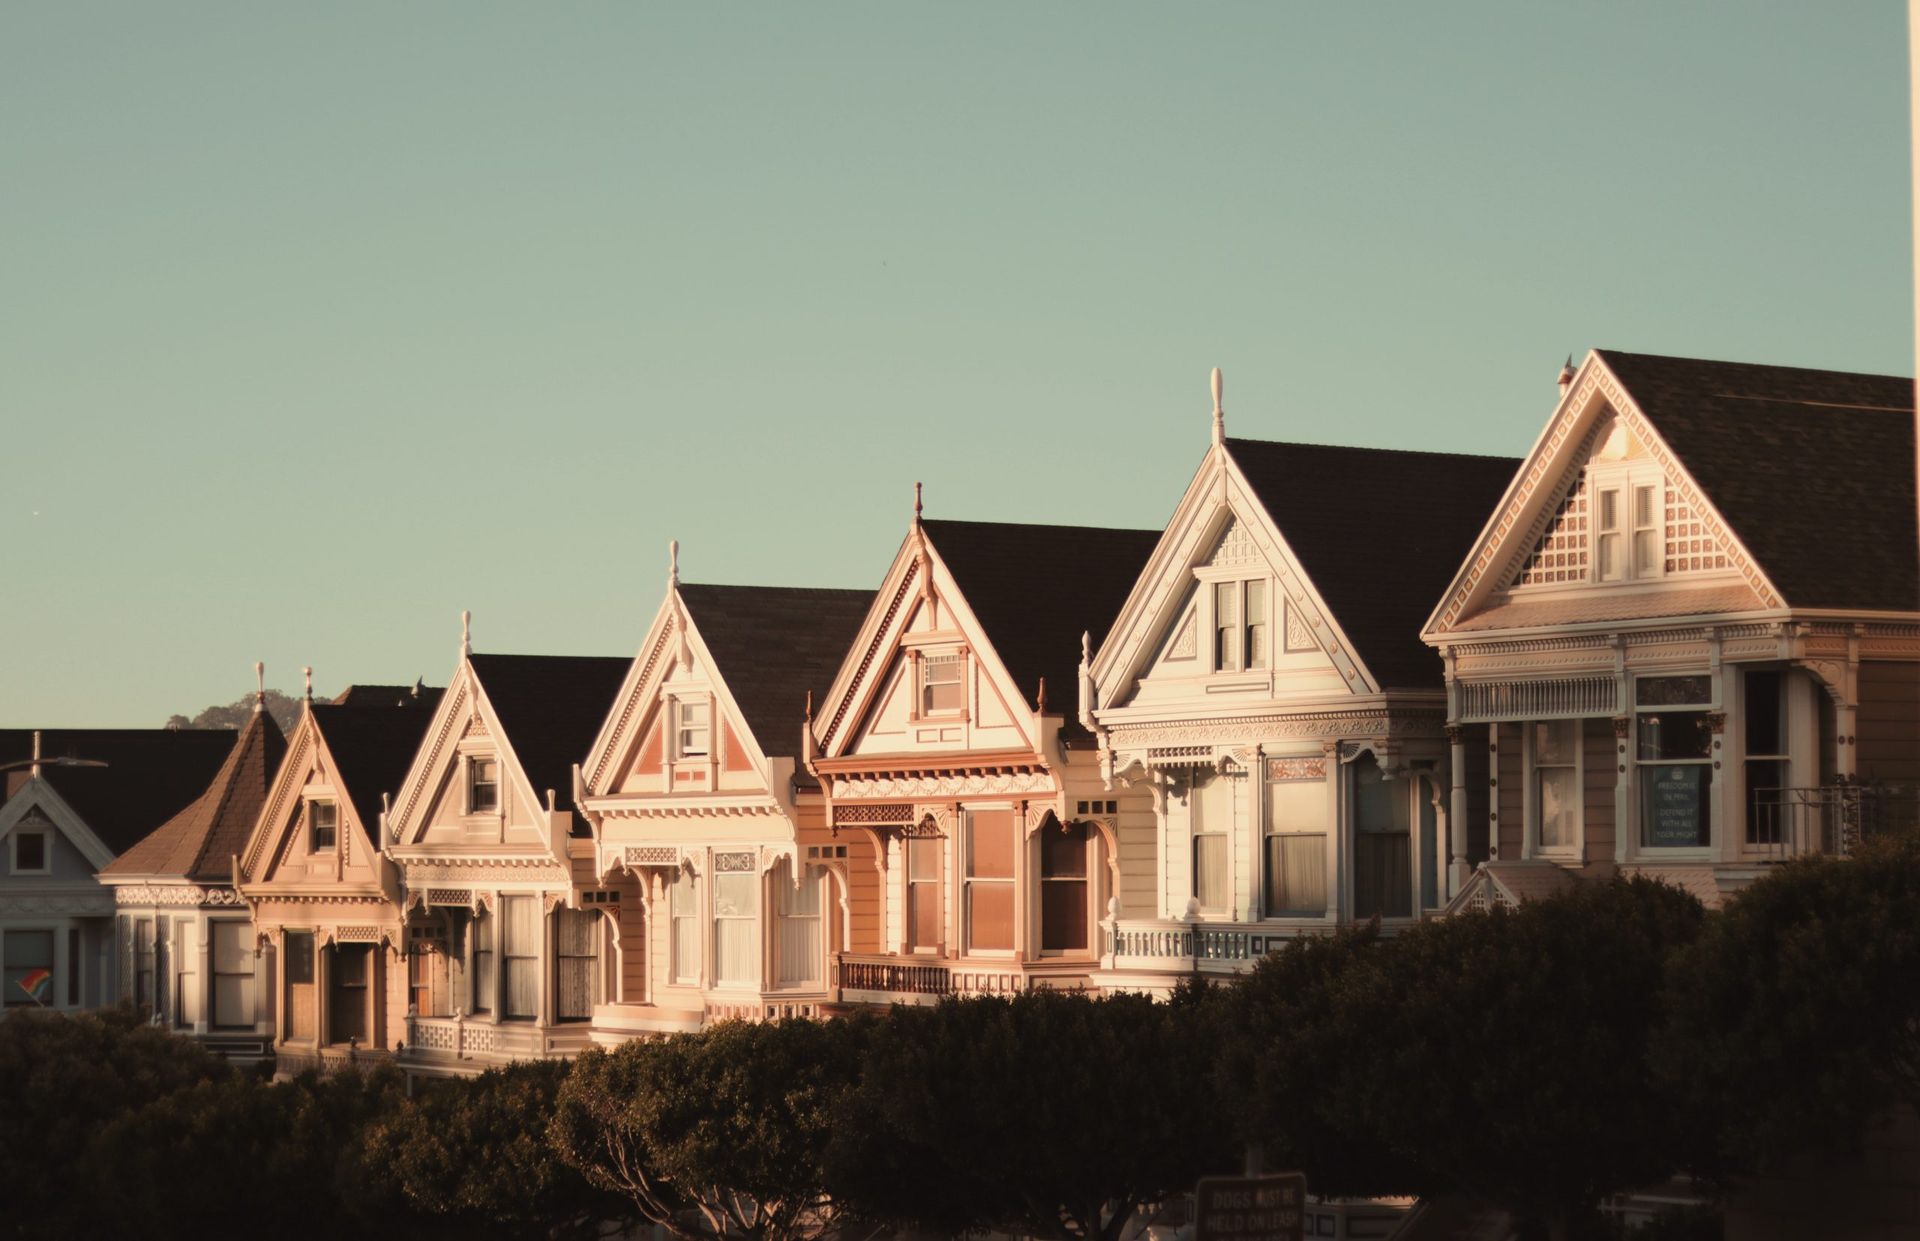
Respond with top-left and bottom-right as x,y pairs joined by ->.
0,777 -> 114,870
819,557 -> 920,754
391,676 -> 471,836
240,716 -> 316,878
583,601 -> 677,791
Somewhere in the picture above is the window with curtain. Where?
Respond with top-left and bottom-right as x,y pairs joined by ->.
1191,774 -> 1231,913
965,810 -> 1015,953
468,757 -> 500,813
1264,771 -> 1327,917
1352,756 -> 1412,920
906,835 -> 941,952
308,802 -> 337,852
284,931 -> 316,1040
501,896 -> 539,1021
210,920 -> 256,1030
776,862 -> 823,986
712,859 -> 758,985
554,907 -> 598,1021
471,905 -> 495,1015
3,930 -> 53,1008
1532,720 -> 1579,852
1039,822 -> 1090,952
670,873 -> 699,983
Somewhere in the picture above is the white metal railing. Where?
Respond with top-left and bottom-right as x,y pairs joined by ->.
1745,782 -> 1919,861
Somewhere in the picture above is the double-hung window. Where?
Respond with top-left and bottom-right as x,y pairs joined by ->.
1264,768 -> 1327,917
468,758 -> 500,814
1352,756 -> 1412,919
11,828 -> 47,874
920,651 -> 965,715
712,856 -> 758,985
471,906 -> 496,1015
1039,823 -> 1090,952
1191,774 -> 1232,913
1211,580 -> 1269,672
1743,669 -> 1789,849
308,802 -> 337,853
1591,467 -> 1663,584
906,835 -> 941,952
500,896 -> 539,1021
670,873 -> 700,983
553,907 -> 598,1021
3,930 -> 53,1008
775,862 -> 823,986
1530,721 -> 1579,855
210,920 -> 256,1030
963,810 -> 1015,953
676,699 -> 710,759
134,917 -> 155,1009
1637,676 -> 1714,849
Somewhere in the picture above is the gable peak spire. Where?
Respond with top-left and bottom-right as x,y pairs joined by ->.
253,661 -> 266,714
913,480 -> 923,526
668,539 -> 679,588
1210,367 -> 1225,447
460,609 -> 472,657
1557,353 -> 1576,396
302,666 -> 313,702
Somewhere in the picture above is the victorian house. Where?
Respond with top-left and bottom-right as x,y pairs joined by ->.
574,564 -> 874,1034
386,626 -> 628,1076
804,506 -> 1160,1002
236,680 -> 442,1075
0,727 -> 233,1014
99,677 -> 287,1062
1082,374 -> 1520,990
1423,350 -> 1920,910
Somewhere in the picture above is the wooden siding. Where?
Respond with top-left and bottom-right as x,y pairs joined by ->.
1496,722 -> 1523,859
1583,717 -> 1617,865
1858,661 -> 1920,783
1464,724 -> 1491,865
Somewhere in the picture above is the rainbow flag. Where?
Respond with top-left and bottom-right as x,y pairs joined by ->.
15,968 -> 50,1004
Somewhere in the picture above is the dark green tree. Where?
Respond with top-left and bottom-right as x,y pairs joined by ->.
1659,832 -> 1920,1174
551,1017 -> 873,1240
829,989 -> 1236,1241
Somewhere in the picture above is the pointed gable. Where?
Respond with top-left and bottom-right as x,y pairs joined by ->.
675,584 -> 874,758
1226,439 -> 1520,689
308,688 -> 445,844
467,653 -> 630,829
101,710 -> 286,882
0,729 -> 237,856
920,519 -> 1160,735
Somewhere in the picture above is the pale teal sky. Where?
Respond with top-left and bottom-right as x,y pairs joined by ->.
4,3 -> 1912,725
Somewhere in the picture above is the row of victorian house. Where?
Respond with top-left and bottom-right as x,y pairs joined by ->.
3,349 -> 1916,1078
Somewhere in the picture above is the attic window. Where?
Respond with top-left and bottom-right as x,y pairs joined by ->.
11,829 -> 47,874
1212,579 -> 1268,672
676,700 -> 710,759
921,652 -> 965,714
308,803 -> 337,853
468,758 -> 500,814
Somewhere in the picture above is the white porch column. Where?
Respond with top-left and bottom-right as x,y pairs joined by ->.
1446,725 -> 1470,896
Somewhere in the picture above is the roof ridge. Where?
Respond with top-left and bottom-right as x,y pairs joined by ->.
1595,346 -> 1914,385
1225,436 -> 1522,465
920,516 -> 1162,536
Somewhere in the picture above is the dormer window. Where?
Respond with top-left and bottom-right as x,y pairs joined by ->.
468,757 -> 500,814
308,802 -> 337,853
1212,579 -> 1268,672
11,828 -> 48,875
676,699 -> 710,758
920,651 -> 966,715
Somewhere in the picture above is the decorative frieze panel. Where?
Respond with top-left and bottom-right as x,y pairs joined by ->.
426,888 -> 472,907
1110,711 -> 1445,750
829,771 -> 1053,799
335,925 -> 380,942
1266,757 -> 1326,782
0,893 -> 117,917
1456,676 -> 1616,722
623,846 -> 678,867
1204,517 -> 1260,568
1514,471 -> 1592,586
111,884 -> 244,909
832,803 -> 915,826
713,851 -> 758,873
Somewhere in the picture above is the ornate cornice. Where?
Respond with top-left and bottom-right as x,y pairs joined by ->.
1105,709 -> 1444,749
0,893 -> 116,917
393,680 -> 470,834
827,769 -> 1057,799
587,617 -> 675,790
111,883 -> 244,909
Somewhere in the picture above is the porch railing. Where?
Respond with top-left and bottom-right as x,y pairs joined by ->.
831,954 -> 1037,999
1746,782 -> 1919,861
1103,919 -> 1277,973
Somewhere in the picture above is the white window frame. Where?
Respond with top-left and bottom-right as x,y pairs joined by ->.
675,697 -> 711,760
9,826 -> 50,876
2,925 -> 56,1009
961,808 -> 1017,958
710,857 -> 759,987
916,649 -> 968,719
1631,674 -> 1716,855
1523,719 -> 1583,861
306,801 -> 338,854
1198,574 -> 1271,675
466,755 -> 501,816
669,870 -> 700,985
1586,462 -> 1664,585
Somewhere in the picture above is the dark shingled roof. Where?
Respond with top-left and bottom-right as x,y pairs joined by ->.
1227,438 -> 1522,690
102,710 -> 286,882
920,519 -> 1162,738
0,729 -> 238,856
677,584 -> 874,758
468,654 -> 631,834
309,686 -> 445,842
1597,350 -> 1918,613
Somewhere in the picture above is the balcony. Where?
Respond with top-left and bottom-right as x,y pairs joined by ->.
831,954 -> 1053,1004
1102,919 -> 1284,976
400,1015 -> 594,1071
1745,782 -> 1919,862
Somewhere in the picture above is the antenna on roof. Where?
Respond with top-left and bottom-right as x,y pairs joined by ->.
253,661 -> 266,714
302,666 -> 313,703
461,610 -> 472,658
1210,367 -> 1225,447
668,539 -> 679,589
1557,354 -> 1575,397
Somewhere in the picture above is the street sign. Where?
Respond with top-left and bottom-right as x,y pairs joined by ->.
1192,1172 -> 1307,1241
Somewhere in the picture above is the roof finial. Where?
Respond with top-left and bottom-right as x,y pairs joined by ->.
913,481 -> 923,525
253,661 -> 266,714
1210,367 -> 1225,447
1036,676 -> 1048,714
460,609 -> 472,657
1557,354 -> 1575,396
29,730 -> 41,780
668,539 -> 679,588
302,666 -> 313,702
804,689 -> 814,722
1081,630 -> 1092,666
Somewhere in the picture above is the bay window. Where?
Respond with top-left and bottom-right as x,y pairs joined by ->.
1353,755 -> 1412,919
501,895 -> 539,1021
210,920 -> 255,1030
1530,720 -> 1579,854
906,835 -> 941,952
963,810 -> 1015,953
712,856 -> 758,985
1039,822 -> 1090,953
776,862 -> 823,985
1264,768 -> 1328,917
670,872 -> 700,983
1636,676 -> 1714,849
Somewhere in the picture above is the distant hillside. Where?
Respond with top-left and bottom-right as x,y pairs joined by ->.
166,690 -> 304,733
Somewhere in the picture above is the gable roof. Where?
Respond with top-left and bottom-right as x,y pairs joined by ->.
1226,439 -> 1522,689
101,710 -> 286,882
677,584 -> 874,758
309,686 -> 445,841
1595,350 -> 1917,613
0,729 -> 238,856
920,519 -> 1162,737
467,653 -> 630,828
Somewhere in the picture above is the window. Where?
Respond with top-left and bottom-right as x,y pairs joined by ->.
906,835 -> 941,952
1212,580 -> 1269,672
285,931 -> 316,1040
963,810 -> 1015,953
1596,488 -> 1623,582
1632,484 -> 1658,577
11,829 -> 47,874
210,920 -> 255,1030
471,905 -> 495,1015
1265,774 -> 1328,917
554,908 -> 599,1021
308,802 -> 337,853
776,862 -> 823,986
1244,580 -> 1268,670
406,923 -> 449,1018
501,895 -> 539,1021
1039,822 -> 1090,953
1191,774 -> 1231,913
670,873 -> 700,983
1636,676 -> 1714,849
469,757 -> 500,814
1592,471 -> 1663,583
328,945 -> 370,1044
920,652 -> 965,715
1744,669 -> 1788,847
1352,756 -> 1412,920
712,857 -> 758,985
4,930 -> 53,1008
676,699 -> 711,758
134,917 -> 155,1010
1531,721 -> 1579,853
